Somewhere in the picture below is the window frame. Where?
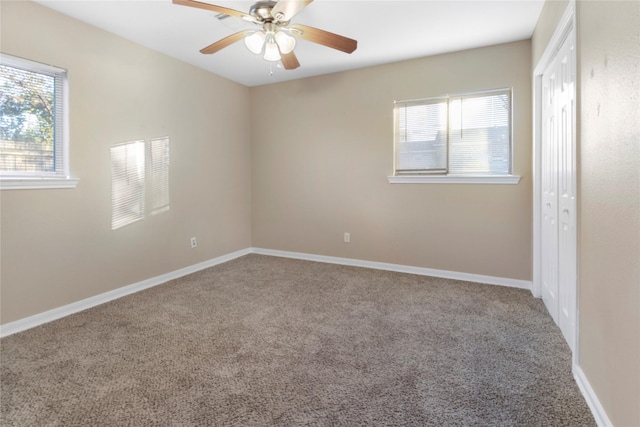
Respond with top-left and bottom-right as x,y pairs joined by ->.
0,53 -> 78,190
389,88 -> 520,185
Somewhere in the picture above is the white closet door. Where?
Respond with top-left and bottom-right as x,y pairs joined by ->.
556,31 -> 577,349
541,55 -> 559,323
540,28 -> 577,351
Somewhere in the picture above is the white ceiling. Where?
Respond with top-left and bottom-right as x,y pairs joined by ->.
34,0 -> 545,87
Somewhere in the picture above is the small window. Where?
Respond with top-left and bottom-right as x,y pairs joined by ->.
0,54 -> 77,189
391,88 -> 519,184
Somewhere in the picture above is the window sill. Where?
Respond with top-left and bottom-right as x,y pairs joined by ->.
1,177 -> 79,190
387,175 -> 521,184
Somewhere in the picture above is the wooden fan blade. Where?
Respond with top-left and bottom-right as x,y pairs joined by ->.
280,51 -> 300,70
173,0 -> 255,22
289,24 -> 357,54
200,31 -> 251,54
271,0 -> 313,22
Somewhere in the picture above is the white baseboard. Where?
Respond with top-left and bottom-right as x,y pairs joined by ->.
0,248 -> 252,338
251,248 -> 532,291
573,363 -> 613,427
3,246 -> 607,426
1,247 -> 532,337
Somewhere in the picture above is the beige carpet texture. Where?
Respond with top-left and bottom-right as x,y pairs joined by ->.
1,254 -> 595,426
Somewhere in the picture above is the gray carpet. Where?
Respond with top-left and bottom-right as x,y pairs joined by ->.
1,254 -> 595,426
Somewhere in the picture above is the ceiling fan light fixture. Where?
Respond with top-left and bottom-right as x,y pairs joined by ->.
263,37 -> 281,61
274,30 -> 296,54
244,31 -> 266,54
175,0 -> 358,71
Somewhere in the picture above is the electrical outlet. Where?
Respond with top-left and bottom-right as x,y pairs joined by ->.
344,232 -> 350,243
190,237 -> 197,248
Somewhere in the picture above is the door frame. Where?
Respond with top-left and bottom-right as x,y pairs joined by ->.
532,0 -> 577,355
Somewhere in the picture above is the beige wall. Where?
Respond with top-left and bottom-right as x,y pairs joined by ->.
532,0 -> 640,425
577,1 -> 640,425
3,1 -> 638,423
0,1 -> 252,324
251,41 -> 533,280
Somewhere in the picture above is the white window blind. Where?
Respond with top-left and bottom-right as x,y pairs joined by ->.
111,141 -> 145,230
395,98 -> 448,174
0,54 -> 67,178
149,137 -> 170,215
394,88 -> 512,176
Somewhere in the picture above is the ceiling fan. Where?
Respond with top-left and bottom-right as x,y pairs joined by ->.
173,0 -> 358,70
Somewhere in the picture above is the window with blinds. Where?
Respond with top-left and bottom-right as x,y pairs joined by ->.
394,88 -> 511,176
0,54 -> 67,178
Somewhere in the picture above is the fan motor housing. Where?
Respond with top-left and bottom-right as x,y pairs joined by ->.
249,1 -> 277,21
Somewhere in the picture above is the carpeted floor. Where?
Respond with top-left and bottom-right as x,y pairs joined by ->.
1,254 -> 595,426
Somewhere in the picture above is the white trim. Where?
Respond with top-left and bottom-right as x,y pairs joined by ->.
388,175 -> 521,185
0,177 -> 79,190
0,248 -> 251,338
533,3 -> 576,76
252,248 -> 532,290
532,0 -> 578,356
531,72 -> 543,298
573,363 -> 613,427
0,241 -> 608,427
532,6 -> 599,425
0,246 -> 532,337
0,53 -> 66,75
0,53 -> 73,185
